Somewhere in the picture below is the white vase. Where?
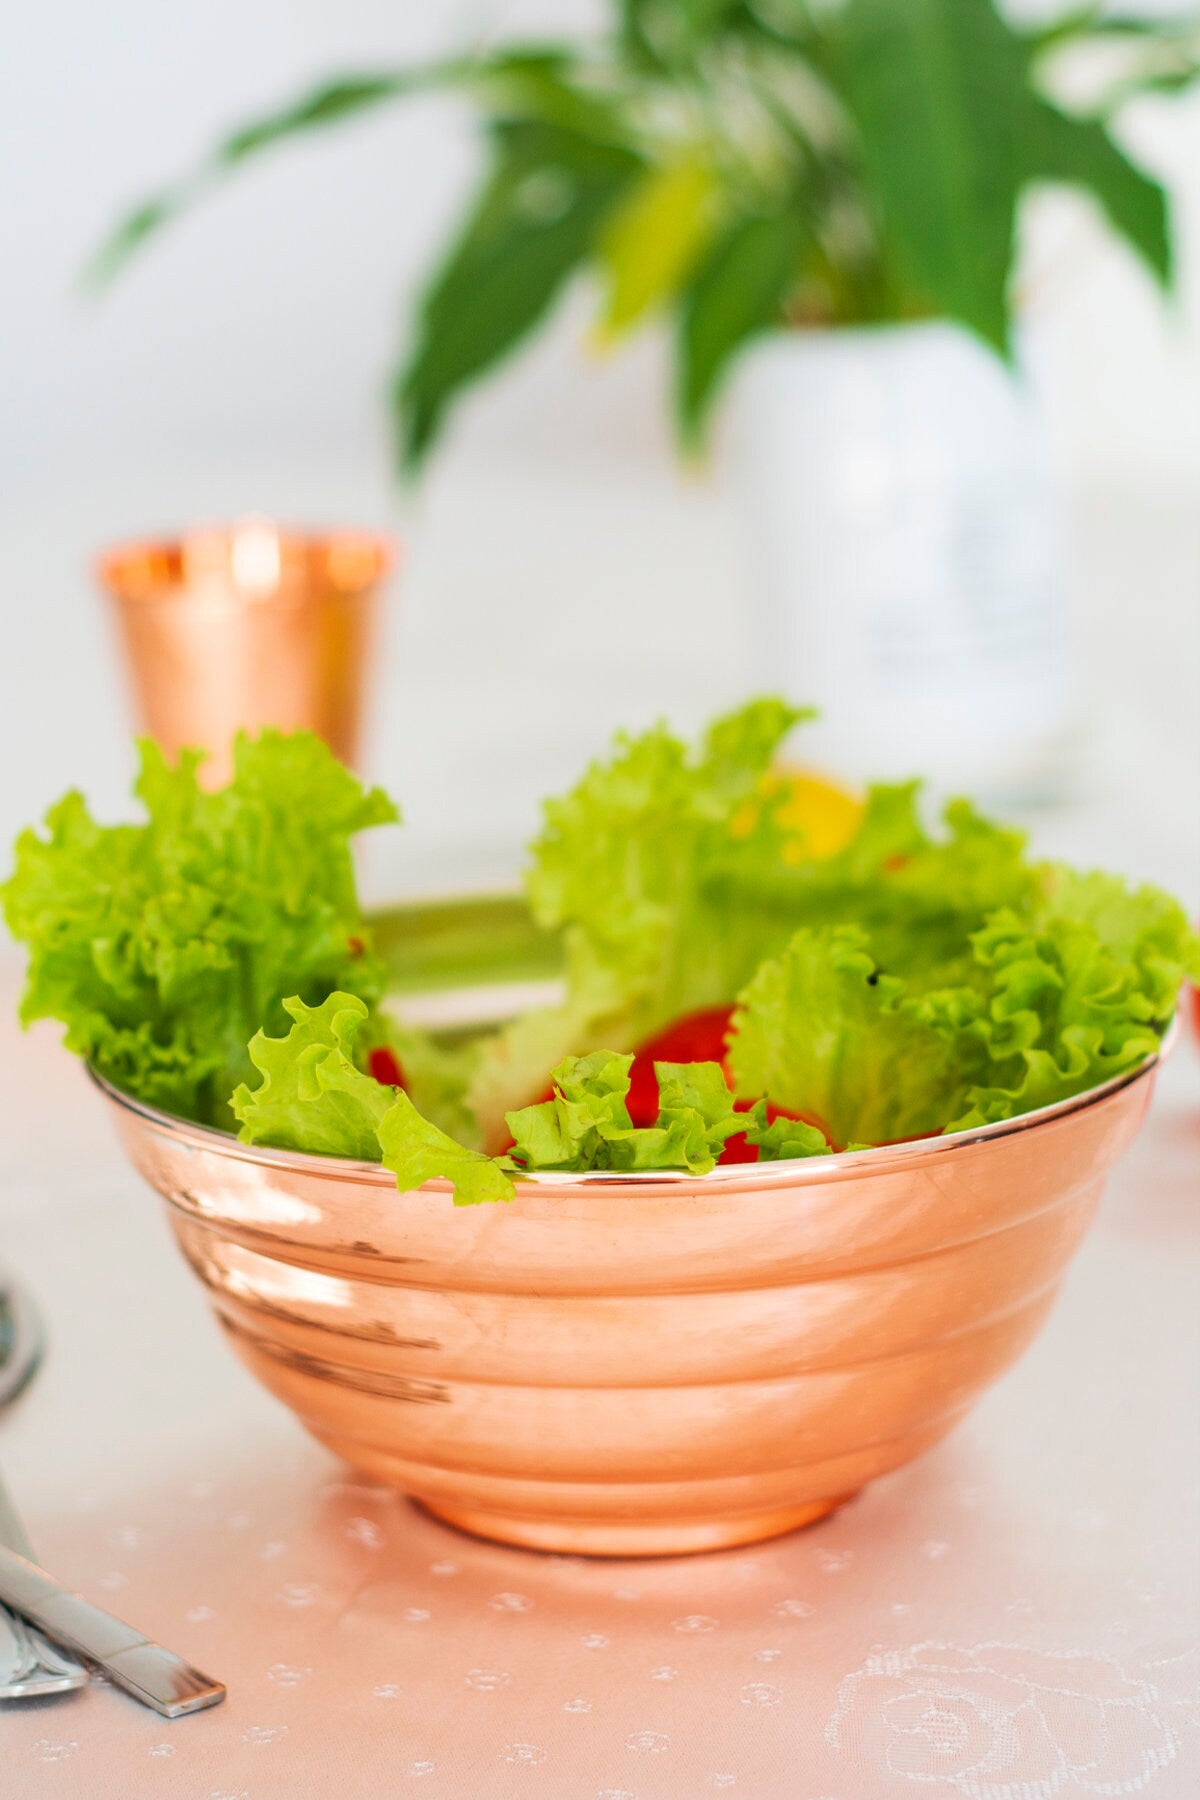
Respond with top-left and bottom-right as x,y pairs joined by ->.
727,321 -> 1073,797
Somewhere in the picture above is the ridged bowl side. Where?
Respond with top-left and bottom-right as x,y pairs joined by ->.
98,1058 -> 1157,1555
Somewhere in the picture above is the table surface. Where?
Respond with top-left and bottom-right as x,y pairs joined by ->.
1,949 -> 1198,1800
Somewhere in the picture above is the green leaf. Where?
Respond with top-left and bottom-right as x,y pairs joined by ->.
616,0 -> 667,70
232,989 -> 518,1200
474,51 -> 633,143
466,699 -> 810,1140
714,785 -> 1037,985
505,1051 -> 746,1173
943,906 -> 1185,1130
596,154 -> 720,340
675,209 -> 807,444
742,1104 -> 832,1162
86,48 -> 588,290
233,992 -> 393,1160
723,809 -> 1199,1147
466,964 -> 619,1153
377,1090 -> 516,1205
218,74 -> 429,162
2,732 -> 398,1126
1034,865 -> 1200,1009
859,798 -> 1037,977
652,1058 -> 750,1165
654,1059 -> 741,1138
1023,97 -> 1171,285
85,65 -> 462,289
506,1050 -> 636,1168
395,119 -> 644,469
616,0 -> 757,70
525,698 -> 808,972
1022,4 -> 1104,54
1026,9 -> 1200,54
836,0 -> 1028,350
85,197 -> 185,291
728,924 -> 969,1146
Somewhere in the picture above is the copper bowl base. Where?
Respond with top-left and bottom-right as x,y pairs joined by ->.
416,1497 -> 849,1557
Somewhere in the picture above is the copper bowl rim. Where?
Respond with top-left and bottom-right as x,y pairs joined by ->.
88,1018 -> 1174,1198
94,524 -> 396,603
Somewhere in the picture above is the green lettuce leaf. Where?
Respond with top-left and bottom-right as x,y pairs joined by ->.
728,924 -> 972,1146
467,698 -> 812,1140
7,700 -> 1195,1189
505,1050 -> 747,1174
741,1102 -> 833,1163
233,988 -> 516,1203
654,1059 -> 743,1148
656,1067 -> 833,1164
505,1050 -> 635,1168
717,786 -> 1037,983
944,898 -> 1197,1130
729,883 -> 1198,1152
1035,865 -> 1200,1008
2,732 -> 397,1126
233,992 -> 393,1159
377,1091 -> 517,1206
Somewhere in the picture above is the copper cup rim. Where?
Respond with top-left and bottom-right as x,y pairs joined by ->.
88,1018 -> 1173,1199
94,523 -> 396,605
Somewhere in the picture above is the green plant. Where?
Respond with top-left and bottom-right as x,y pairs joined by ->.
94,1 -> 1198,470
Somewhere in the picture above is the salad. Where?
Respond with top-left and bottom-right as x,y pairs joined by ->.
4,701 -> 1196,1204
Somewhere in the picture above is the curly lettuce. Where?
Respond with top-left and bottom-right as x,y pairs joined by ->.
232,990 -> 507,1202
2,733 -> 397,1126
504,1051 -> 756,1174
231,1000 -> 812,1198
233,992 -> 393,1160
463,713 -> 1061,1146
727,925 -> 971,1147
727,889 -> 1198,1149
718,784 -> 1039,984
5,703 -> 1196,1196
467,697 -> 813,1141
944,891 -> 1196,1130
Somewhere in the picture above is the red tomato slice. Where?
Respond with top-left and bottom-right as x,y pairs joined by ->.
634,1005 -> 739,1065
626,1006 -> 738,1126
368,1046 -> 405,1089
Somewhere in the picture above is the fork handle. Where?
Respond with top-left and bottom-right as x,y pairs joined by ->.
0,1544 -> 224,1717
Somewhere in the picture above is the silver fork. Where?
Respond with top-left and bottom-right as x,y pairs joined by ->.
0,1273 -> 87,1699
0,1275 -> 223,1716
0,1526 -> 89,1698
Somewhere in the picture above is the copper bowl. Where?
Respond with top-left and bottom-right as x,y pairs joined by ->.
91,938 -> 1166,1558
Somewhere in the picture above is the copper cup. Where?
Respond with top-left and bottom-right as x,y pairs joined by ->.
92,1016 -> 1168,1558
97,521 -> 395,784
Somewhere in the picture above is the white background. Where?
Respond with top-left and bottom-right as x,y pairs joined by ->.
1,0 -> 1198,899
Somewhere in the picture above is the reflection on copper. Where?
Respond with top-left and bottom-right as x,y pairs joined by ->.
93,1046 -> 1165,1558
96,520 -> 395,786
